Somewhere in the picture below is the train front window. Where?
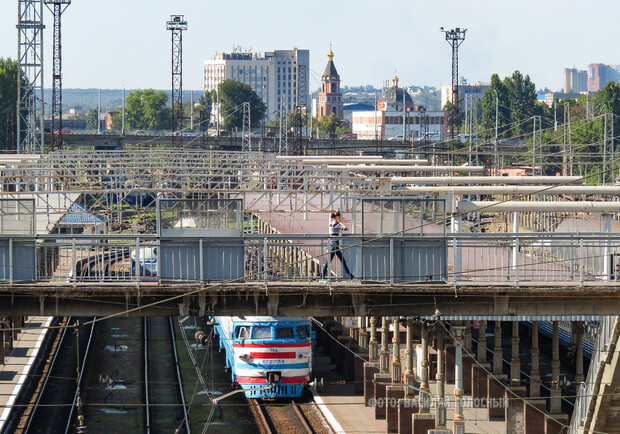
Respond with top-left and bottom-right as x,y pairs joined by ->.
236,327 -> 249,340
252,326 -> 272,339
296,326 -> 309,339
276,327 -> 294,339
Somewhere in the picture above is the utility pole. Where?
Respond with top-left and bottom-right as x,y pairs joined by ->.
440,27 -> 467,139
44,0 -> 71,151
242,102 -> 251,152
293,64 -> 308,155
17,0 -> 45,154
97,89 -> 101,134
166,15 -> 187,146
494,89 -> 499,174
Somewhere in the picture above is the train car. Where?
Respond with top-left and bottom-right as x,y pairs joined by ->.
214,316 -> 313,398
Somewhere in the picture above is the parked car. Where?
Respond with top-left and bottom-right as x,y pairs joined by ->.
339,133 -> 357,140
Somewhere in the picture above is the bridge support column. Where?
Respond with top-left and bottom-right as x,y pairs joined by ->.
380,317 -> 390,373
419,322 -> 431,413
463,320 -> 472,353
435,322 -> 447,428
392,318 -> 402,383
369,316 -> 379,362
510,321 -> 521,385
493,321 -> 503,375
452,325 -> 466,434
477,320 -> 488,362
529,321 -> 541,398
404,318 -> 416,398
575,321 -> 584,384
549,321 -> 562,414
358,316 -> 368,350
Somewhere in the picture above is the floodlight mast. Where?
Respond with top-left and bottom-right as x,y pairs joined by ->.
440,27 -> 466,140
44,0 -> 71,151
167,15 -> 187,147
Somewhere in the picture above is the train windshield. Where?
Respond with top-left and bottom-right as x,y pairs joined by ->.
296,326 -> 309,339
236,327 -> 249,340
252,326 -> 272,339
275,327 -> 294,339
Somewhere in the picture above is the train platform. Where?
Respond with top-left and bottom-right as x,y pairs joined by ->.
313,353 -> 507,433
0,316 -> 52,432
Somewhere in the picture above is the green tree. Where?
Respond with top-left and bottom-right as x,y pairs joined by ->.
0,58 -> 27,152
86,108 -> 98,131
316,113 -> 349,137
197,91 -> 214,133
122,89 -> 171,130
217,80 -> 266,132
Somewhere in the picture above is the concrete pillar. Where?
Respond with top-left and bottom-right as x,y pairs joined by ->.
529,321 -> 541,398
545,413 -> 570,434
373,372 -> 392,419
386,385 -> 406,433
404,318 -> 416,398
364,362 -> 380,406
510,321 -> 521,385
477,320 -> 488,362
523,399 -> 546,433
452,325 -> 466,434
505,384 -> 526,433
359,316 -> 368,349
471,363 -> 488,404
549,321 -> 562,414
411,413 -> 435,434
575,321 -> 584,384
435,323 -> 446,428
397,398 -> 418,434
419,323 -> 431,413
463,321 -> 472,352
369,316 -> 379,362
380,317 -> 390,373
488,375 -> 508,420
392,319 -> 402,383
493,321 -> 503,375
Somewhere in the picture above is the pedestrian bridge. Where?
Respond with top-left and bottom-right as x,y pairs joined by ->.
1,229 -> 619,317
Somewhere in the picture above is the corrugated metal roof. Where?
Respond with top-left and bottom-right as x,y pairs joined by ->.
59,202 -> 105,226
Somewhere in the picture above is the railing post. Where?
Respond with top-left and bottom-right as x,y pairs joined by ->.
71,237 -> 76,286
514,236 -> 520,285
9,238 -> 13,284
603,213 -> 611,281
135,236 -> 140,281
579,237 -> 584,285
263,236 -> 268,281
389,237 -> 394,284
452,214 -> 462,281
199,238 -> 204,282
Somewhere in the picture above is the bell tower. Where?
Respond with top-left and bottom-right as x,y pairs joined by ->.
317,47 -> 343,120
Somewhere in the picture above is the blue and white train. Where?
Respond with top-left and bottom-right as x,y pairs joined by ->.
214,316 -> 314,398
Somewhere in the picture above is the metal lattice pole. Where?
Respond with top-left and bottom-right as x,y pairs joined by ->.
441,27 -> 466,140
166,15 -> 187,147
603,113 -> 614,184
279,100 -> 287,155
242,102 -> 251,152
293,64 -> 308,155
44,0 -> 70,152
17,0 -> 45,154
532,115 -> 542,175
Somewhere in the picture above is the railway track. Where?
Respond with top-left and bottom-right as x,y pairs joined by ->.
249,397 -> 334,434
144,316 -> 189,433
19,317 -> 95,433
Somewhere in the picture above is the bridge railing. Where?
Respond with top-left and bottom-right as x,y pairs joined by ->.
0,231 -> 617,284
570,315 -> 619,433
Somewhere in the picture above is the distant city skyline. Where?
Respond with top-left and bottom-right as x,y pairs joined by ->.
2,1 -> 619,92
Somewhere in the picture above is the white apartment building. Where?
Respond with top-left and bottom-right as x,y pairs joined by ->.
440,82 -> 490,110
204,49 -> 309,122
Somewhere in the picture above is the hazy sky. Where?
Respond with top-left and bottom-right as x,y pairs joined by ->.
0,0 -> 616,92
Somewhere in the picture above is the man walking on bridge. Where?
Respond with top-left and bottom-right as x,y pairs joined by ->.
320,211 -> 354,279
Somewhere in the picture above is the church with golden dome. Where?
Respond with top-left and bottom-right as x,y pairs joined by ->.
317,48 -> 343,120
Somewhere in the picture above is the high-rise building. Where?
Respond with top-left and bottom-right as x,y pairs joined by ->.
563,68 -> 588,93
204,49 -> 309,122
440,82 -> 489,110
317,48 -> 343,120
587,64 -> 620,92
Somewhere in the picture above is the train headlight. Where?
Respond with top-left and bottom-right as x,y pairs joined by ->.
297,352 -> 308,359
239,353 -> 250,361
